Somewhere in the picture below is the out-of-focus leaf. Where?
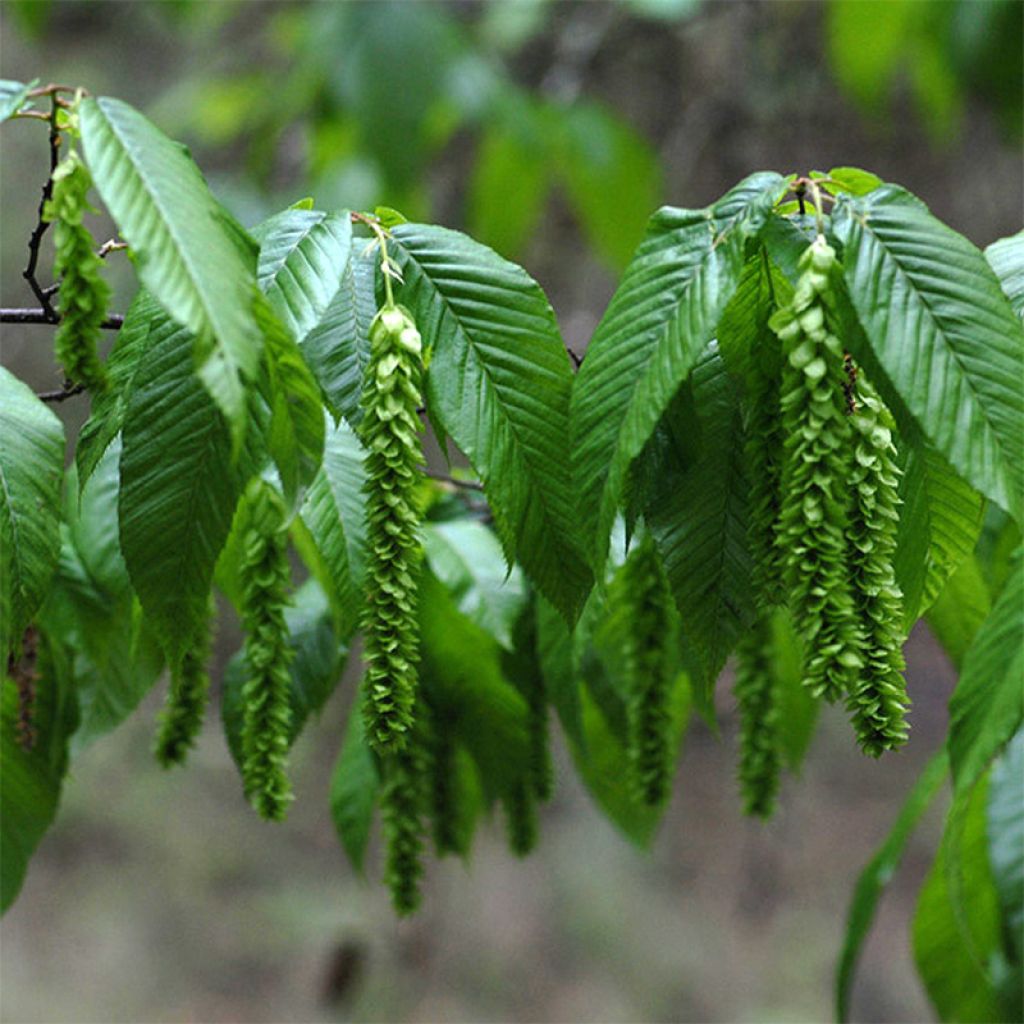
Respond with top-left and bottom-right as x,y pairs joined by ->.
0,79 -> 36,123
330,698 -> 379,874
986,230 -> 1024,321
927,555 -> 992,671
987,728 -> 1024,965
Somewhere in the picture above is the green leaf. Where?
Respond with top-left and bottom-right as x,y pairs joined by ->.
468,103 -> 550,259
0,78 -> 36,123
554,101 -> 661,271
927,554 -> 993,670
571,172 -> 788,571
1,629 -> 78,913
329,699 -> 379,874
75,290 -> 162,488
816,166 -> 884,197
948,550 -> 1023,798
895,442 -> 985,630
418,570 -> 530,801
913,772 -> 1009,1023
645,343 -> 753,702
118,315 -> 254,664
986,230 -> 1024,321
80,96 -> 263,441
422,519 -> 527,651
836,749 -> 948,1022
255,207 -> 353,344
222,578 -> 348,767
770,607 -> 820,774
254,293 -> 325,504
0,367 -> 65,660
300,238 -> 376,426
987,728 -> 1024,964
389,221 -> 592,621
831,186 -> 1024,524
534,595 -> 585,749
46,442 -> 164,748
292,415 -> 367,634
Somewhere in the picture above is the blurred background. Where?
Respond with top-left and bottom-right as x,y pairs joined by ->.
0,1 -> 1021,1021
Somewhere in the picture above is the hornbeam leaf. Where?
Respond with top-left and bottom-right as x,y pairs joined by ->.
947,550 -> 1023,798
646,343 -> 754,701
0,368 -> 65,660
388,222 -> 592,622
118,316 -> 256,663
895,442 -> 984,630
986,230 -> 1024,321
0,79 -> 36,123
80,96 -> 262,441
831,186 -> 1024,524
571,172 -> 788,569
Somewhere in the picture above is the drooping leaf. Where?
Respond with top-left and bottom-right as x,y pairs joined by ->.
422,518 -> 527,651
987,728 -> 1024,965
329,698 -> 379,874
986,230 -> 1024,321
0,367 -> 65,660
254,292 -> 325,504
913,772 -> 1010,1023
300,238 -> 376,426
75,290 -> 163,488
1,629 -> 78,913
418,569 -> 530,801
45,442 -> 164,749
571,172 -> 788,571
222,578 -> 348,768
0,78 -> 36,123
947,550 -> 1023,798
80,96 -> 263,440
388,222 -> 592,621
836,749 -> 948,1022
292,416 -> 367,634
927,555 -> 993,671
118,316 -> 254,664
646,344 -> 753,701
254,207 -> 353,344
895,441 -> 985,630
831,185 -> 1024,523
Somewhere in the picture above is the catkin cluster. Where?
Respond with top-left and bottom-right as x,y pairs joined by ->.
359,305 -> 425,752
620,537 -> 675,807
734,233 -> 909,796
380,745 -> 426,916
154,599 -> 215,767
43,151 -> 110,391
238,485 -> 294,821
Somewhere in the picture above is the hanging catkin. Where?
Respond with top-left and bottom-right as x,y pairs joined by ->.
773,236 -> 864,702
381,746 -> 425,915
845,375 -> 909,755
423,706 -> 460,857
359,305 -> 425,752
154,597 -> 215,767
733,616 -> 781,818
619,536 -> 675,806
238,484 -> 294,821
43,151 -> 110,391
503,780 -> 539,857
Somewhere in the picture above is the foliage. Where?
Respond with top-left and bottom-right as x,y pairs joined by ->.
1,81 -> 1022,1023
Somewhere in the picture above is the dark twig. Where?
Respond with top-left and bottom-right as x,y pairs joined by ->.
97,239 -> 128,259
37,382 -> 86,403
1,307 -> 124,329
567,347 -> 582,369
22,97 -> 63,319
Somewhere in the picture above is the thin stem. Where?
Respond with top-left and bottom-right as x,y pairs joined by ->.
1,307 -> 124,329
426,471 -> 485,493
23,96 -> 61,319
37,383 -> 86,403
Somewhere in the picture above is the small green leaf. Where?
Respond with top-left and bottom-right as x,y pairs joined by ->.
817,166 -> 884,197
986,230 -> 1024,321
0,368 -> 65,661
0,78 -> 37,123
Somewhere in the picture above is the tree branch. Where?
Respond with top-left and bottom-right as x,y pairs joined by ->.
36,383 -> 86,403
22,96 -> 61,319
1,307 -> 124,329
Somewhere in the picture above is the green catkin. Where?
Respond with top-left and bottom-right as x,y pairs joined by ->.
359,304 -> 425,752
524,671 -> 554,804
43,151 -> 110,391
423,708 -> 460,857
381,746 -> 425,916
845,375 -> 910,755
154,599 -> 215,767
773,236 -> 864,702
734,617 -> 781,818
620,537 -> 675,807
238,486 -> 294,821
503,780 -> 539,857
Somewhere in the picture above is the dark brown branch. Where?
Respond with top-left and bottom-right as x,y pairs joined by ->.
1,307 -> 124,329
23,97 -> 61,319
37,383 -> 86,403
